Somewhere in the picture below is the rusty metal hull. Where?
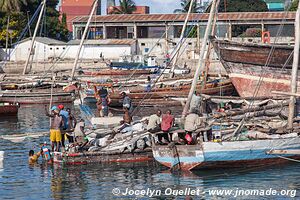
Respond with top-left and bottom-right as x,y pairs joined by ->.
211,38 -> 300,97
152,137 -> 300,171
53,149 -> 153,165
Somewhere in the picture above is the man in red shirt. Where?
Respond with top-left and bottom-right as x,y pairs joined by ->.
159,110 -> 174,144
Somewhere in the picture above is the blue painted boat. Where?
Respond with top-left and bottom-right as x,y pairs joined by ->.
152,137 -> 300,171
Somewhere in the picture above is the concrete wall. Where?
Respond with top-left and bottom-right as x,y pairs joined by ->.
62,44 -> 134,60
8,41 -> 134,61
10,41 -> 66,61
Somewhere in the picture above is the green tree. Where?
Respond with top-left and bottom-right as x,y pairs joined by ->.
206,0 -> 268,12
174,0 -> 204,13
0,0 -> 28,48
289,0 -> 299,11
24,0 -> 69,41
111,0 -> 136,14
0,0 -> 27,12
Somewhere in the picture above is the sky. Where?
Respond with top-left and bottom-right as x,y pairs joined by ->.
58,0 -> 181,14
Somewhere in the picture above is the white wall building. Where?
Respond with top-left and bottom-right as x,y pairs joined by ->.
8,37 -> 136,62
10,37 -> 67,62
63,39 -> 136,60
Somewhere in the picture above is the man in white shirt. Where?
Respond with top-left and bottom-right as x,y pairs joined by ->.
147,110 -> 162,133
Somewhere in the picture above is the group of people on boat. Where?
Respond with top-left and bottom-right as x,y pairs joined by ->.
28,104 -> 89,164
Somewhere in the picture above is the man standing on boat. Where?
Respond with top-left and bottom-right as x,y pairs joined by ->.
120,92 -> 133,115
45,106 -> 64,152
58,104 -> 69,148
97,88 -> 111,117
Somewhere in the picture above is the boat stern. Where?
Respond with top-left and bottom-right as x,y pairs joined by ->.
152,144 -> 204,171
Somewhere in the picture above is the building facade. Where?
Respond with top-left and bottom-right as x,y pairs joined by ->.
72,12 -> 296,60
60,0 -> 101,31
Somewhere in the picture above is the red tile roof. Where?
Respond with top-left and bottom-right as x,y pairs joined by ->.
72,12 -> 296,23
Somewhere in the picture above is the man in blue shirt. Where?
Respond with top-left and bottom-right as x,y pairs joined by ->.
58,104 -> 69,148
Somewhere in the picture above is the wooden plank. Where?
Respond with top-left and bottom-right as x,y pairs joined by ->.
272,91 -> 300,97
267,149 -> 300,155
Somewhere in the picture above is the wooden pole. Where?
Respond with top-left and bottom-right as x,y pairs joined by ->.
5,15 -> 10,61
288,1 -> 300,128
182,0 -> 217,117
23,0 -> 46,75
70,0 -> 98,80
169,0 -> 195,78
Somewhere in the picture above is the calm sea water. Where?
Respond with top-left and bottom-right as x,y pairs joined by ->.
1,105 -> 300,200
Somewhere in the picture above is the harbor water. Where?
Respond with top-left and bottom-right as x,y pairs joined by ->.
0,105 -> 300,199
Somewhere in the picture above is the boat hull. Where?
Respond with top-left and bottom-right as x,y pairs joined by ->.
211,38 -> 300,97
0,104 -> 18,115
0,92 -> 74,104
152,137 -> 300,171
84,79 -> 235,106
53,149 -> 153,165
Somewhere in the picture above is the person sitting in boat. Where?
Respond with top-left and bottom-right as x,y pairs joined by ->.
111,107 -> 132,137
147,110 -> 162,134
73,119 -> 89,151
159,110 -> 174,144
28,149 -> 42,164
45,106 -> 64,152
58,104 -> 69,148
120,92 -> 133,115
96,88 -> 111,117
184,109 -> 207,144
65,108 -> 77,143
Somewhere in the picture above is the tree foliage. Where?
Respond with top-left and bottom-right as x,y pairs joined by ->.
289,0 -> 299,11
174,0 -> 204,13
111,0 -> 136,14
0,0 -> 69,46
0,0 -> 28,13
206,0 -> 268,13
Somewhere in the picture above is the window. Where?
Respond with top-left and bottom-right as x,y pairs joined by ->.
50,48 -> 53,50
56,47 -> 59,50
63,47 -> 66,50
141,43 -> 145,46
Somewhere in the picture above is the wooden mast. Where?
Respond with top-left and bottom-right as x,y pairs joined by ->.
182,0 -> 218,117
70,0 -> 98,80
23,0 -> 46,75
169,0 -> 195,78
287,1 -> 300,129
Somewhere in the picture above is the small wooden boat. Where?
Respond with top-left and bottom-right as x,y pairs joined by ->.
53,149 -> 153,165
52,130 -> 154,165
0,102 -> 19,115
83,79 -> 235,106
0,90 -> 74,104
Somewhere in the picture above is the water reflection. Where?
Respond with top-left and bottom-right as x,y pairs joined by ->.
1,105 -> 300,199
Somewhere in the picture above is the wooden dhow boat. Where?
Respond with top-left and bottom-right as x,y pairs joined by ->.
152,0 -> 300,171
0,90 -> 74,104
210,36 -> 299,97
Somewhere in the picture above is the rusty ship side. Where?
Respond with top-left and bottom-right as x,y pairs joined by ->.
211,37 -> 300,97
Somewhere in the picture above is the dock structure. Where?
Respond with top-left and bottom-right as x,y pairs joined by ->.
72,12 -> 297,59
